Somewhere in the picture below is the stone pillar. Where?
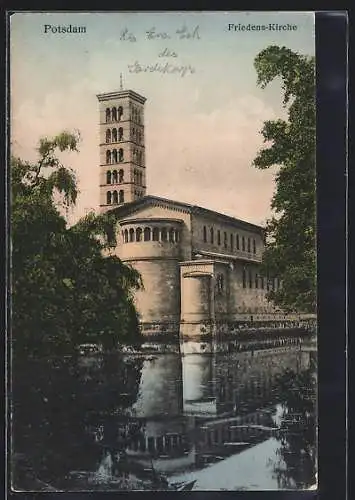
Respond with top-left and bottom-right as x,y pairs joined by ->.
180,273 -> 212,323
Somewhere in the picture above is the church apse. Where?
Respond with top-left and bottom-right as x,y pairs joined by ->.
119,217 -> 184,329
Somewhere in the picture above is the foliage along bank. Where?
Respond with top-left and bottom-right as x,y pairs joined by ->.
11,131 -> 143,358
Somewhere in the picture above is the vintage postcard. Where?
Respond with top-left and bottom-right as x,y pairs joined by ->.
9,11 -> 317,491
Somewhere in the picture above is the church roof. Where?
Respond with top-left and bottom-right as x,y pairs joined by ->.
107,195 -> 264,233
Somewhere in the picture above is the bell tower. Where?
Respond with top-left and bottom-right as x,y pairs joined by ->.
97,83 -> 147,212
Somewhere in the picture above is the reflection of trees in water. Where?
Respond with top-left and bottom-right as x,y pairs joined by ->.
12,353 -> 144,489
271,360 -> 317,489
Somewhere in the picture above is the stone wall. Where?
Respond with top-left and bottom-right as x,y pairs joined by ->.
227,261 -> 276,316
108,201 -> 290,334
129,259 -> 181,324
191,212 -> 264,262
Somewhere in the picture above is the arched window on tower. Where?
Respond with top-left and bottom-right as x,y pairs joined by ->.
249,270 -> 253,288
106,171 -> 111,184
119,169 -> 124,183
112,128 -> 117,142
119,190 -> 124,203
112,170 -> 118,184
118,127 -> 123,141
118,106 -> 123,121
106,129 -> 111,143
224,232 -> 227,249
230,234 -> 234,250
106,108 -> 111,122
242,267 -> 246,288
210,227 -> 214,244
175,230 -> 180,242
169,228 -> 175,242
112,149 -> 118,163
136,227 -> 142,242
119,148 -> 124,162
112,107 -> 117,121
129,228 -> 134,242
144,227 -> 151,241
217,230 -> 221,246
253,239 -> 256,254
152,227 -> 159,241
123,229 -> 128,243
106,191 -> 112,205
106,150 -> 111,164
203,226 -> 207,242
247,238 -> 251,253
236,234 -> 240,250
138,131 -> 142,144
242,236 -> 245,251
112,190 -> 118,204
139,151 -> 143,165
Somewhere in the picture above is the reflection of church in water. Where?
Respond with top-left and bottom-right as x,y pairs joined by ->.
120,343 -> 312,474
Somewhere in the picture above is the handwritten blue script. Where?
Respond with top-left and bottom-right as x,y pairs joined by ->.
128,61 -> 195,77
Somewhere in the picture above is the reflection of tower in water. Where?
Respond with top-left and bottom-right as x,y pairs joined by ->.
126,354 -> 191,469
132,354 -> 183,418
182,353 -> 217,416
180,345 -> 303,463
181,349 -> 283,418
123,345 -> 306,473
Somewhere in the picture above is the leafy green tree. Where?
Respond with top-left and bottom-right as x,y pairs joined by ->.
11,131 -> 142,357
253,46 -> 316,313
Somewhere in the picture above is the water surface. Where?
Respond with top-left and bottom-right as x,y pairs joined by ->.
12,338 -> 317,491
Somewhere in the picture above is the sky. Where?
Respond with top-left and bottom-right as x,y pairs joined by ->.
10,11 -> 315,226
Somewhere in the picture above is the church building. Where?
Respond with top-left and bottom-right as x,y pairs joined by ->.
97,87 -> 285,337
